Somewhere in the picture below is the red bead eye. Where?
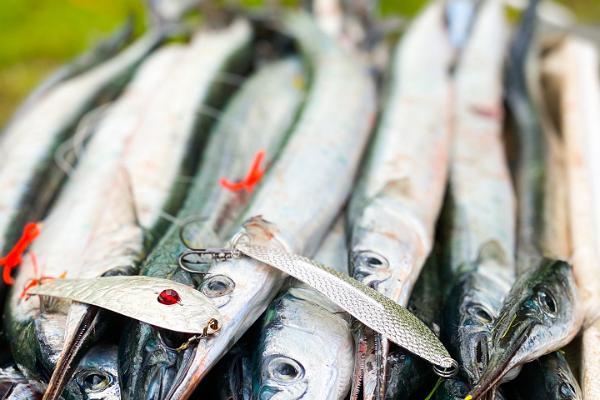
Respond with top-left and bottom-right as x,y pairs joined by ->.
157,289 -> 180,305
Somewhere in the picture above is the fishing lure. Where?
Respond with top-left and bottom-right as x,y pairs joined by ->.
179,219 -> 458,376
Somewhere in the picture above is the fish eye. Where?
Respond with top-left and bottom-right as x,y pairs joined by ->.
267,356 -> 305,383
558,382 -> 576,399
158,329 -> 192,350
353,251 -> 389,269
75,369 -> 112,393
536,288 -> 557,316
200,275 -> 235,297
467,304 -> 493,323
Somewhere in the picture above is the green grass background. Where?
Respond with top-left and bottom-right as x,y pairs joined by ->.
0,0 -> 598,125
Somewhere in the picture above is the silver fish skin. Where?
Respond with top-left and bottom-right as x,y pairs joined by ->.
440,0 -> 514,386
0,29 -> 163,277
346,2 -> 452,398
4,19 -> 252,387
118,57 -> 305,400
164,12 -> 376,400
252,218 -> 353,400
444,0 -> 479,53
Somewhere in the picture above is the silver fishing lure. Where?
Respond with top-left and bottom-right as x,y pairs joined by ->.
180,218 -> 457,374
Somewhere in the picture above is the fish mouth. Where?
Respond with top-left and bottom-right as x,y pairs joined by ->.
120,324 -> 200,400
42,305 -> 101,400
465,314 -> 535,400
161,339 -> 199,400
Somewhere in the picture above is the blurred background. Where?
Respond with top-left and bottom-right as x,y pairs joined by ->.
0,0 -> 598,126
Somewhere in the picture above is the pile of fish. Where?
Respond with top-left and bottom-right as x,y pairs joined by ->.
1,0 -> 599,399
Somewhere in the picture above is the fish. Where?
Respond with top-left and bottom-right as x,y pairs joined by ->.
117,55 -> 306,400
506,351 -> 582,400
384,252 -> 443,399
4,18 -> 253,398
250,218 -> 354,400
345,2 -> 453,398
64,344 -> 121,400
541,33 -> 600,400
466,259 -> 582,399
465,2 -> 583,398
439,0 -> 514,389
155,12 -> 376,400
0,21 -> 166,303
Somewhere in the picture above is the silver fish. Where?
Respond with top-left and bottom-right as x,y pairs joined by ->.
5,19 -> 253,399
440,0 -> 514,387
346,2 -> 453,398
117,56 -> 305,400
0,27 -> 164,299
465,2 -> 583,398
162,12 -> 376,400
251,218 -> 354,400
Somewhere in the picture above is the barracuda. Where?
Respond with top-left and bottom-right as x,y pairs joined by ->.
345,2 -> 453,398
440,0 -> 515,390
466,1 -> 583,398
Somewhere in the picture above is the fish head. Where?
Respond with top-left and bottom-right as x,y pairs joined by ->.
349,201 -> 420,301
443,243 -> 513,384
444,269 -> 496,384
253,290 -> 352,400
518,351 -> 582,400
119,319 -> 201,400
467,259 -> 582,399
66,344 -> 121,400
